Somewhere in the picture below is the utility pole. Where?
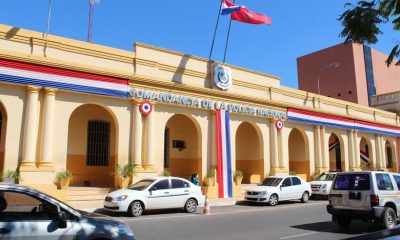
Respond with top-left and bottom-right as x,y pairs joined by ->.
87,0 -> 100,43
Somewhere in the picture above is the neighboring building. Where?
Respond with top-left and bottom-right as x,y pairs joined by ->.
297,43 -> 400,112
0,25 -> 399,202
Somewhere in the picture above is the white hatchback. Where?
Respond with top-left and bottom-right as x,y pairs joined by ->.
244,176 -> 312,206
104,176 -> 205,217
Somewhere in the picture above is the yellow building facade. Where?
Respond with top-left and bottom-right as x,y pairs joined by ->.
0,25 -> 399,201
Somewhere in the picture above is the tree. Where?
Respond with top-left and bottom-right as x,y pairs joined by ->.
338,0 -> 400,66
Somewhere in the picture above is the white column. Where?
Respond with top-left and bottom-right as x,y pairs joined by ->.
321,127 -> 329,170
270,119 -> 279,171
380,135 -> 387,170
314,126 -> 322,170
279,124 -> 288,170
39,88 -> 57,170
375,134 -> 381,169
354,130 -> 361,170
145,103 -> 156,171
347,130 -> 355,170
132,101 -> 143,170
21,85 -> 41,170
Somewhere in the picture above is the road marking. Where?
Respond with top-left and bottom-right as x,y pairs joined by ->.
122,201 -> 326,222
279,232 -> 316,239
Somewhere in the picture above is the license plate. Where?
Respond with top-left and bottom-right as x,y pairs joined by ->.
331,197 -> 342,205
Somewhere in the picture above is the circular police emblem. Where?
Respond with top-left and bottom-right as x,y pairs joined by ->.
214,65 -> 232,91
275,119 -> 284,130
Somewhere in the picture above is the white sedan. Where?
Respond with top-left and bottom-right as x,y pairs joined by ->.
244,176 -> 312,206
104,176 -> 205,217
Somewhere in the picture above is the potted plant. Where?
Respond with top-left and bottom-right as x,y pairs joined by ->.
204,168 -> 215,186
55,169 -> 73,190
289,170 -> 297,176
160,170 -> 171,177
233,170 -> 243,185
1,170 -> 21,184
114,163 -> 134,189
311,169 -> 321,180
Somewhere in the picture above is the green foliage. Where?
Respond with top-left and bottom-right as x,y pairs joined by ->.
206,168 -> 216,178
55,169 -> 73,182
1,170 -> 21,180
289,170 -> 297,176
312,169 -> 321,177
233,170 -> 243,177
339,0 -> 400,65
160,170 -> 171,177
114,163 -> 134,178
360,162 -> 370,170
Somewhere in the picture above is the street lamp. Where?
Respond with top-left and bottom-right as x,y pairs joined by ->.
317,62 -> 340,95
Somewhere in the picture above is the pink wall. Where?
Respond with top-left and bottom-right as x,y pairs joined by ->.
297,43 -> 400,106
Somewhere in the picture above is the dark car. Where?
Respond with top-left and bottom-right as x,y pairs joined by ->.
0,184 -> 135,239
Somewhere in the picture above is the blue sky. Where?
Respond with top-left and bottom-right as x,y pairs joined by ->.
0,1 -> 397,89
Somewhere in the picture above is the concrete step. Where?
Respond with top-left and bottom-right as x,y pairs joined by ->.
68,194 -> 106,201
67,187 -> 114,210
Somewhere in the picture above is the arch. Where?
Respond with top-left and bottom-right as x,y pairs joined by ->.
328,133 -> 345,171
66,103 -> 119,187
385,140 -> 396,172
164,114 -> 202,181
359,136 -> 372,169
288,128 -> 310,180
0,101 -> 6,173
235,122 -> 263,184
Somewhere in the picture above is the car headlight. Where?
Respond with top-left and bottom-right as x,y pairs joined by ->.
114,195 -> 128,201
116,224 -> 135,237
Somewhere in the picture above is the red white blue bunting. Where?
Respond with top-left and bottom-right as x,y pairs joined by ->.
215,109 -> 233,198
0,59 -> 130,98
288,108 -> 400,137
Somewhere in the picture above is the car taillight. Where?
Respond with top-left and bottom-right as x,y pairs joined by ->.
371,194 -> 379,207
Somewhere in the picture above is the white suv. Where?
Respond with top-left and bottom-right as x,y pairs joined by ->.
310,172 -> 338,197
327,171 -> 400,229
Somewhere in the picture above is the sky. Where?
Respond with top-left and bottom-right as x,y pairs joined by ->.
0,0 -> 398,89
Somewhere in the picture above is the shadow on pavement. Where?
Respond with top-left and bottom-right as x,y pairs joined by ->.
94,208 -> 202,217
236,200 -> 315,207
291,220 -> 385,235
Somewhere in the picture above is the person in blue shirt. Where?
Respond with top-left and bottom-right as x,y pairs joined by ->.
190,173 -> 199,186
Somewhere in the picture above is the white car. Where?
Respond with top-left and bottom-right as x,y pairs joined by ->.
310,172 -> 337,197
244,176 -> 312,206
104,176 -> 205,217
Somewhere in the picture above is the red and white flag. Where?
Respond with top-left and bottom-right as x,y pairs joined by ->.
231,7 -> 272,25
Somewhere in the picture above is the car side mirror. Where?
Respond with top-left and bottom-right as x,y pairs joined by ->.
149,187 -> 157,192
57,211 -> 67,229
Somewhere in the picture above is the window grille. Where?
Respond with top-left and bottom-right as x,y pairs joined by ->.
86,120 -> 110,166
164,128 -> 170,168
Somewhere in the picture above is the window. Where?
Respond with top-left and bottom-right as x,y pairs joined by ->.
86,120 -> 110,166
152,180 -> 170,190
292,177 -> 301,186
172,179 -> 189,189
386,147 -> 393,169
376,174 -> 394,191
0,191 -> 58,221
164,128 -> 169,168
282,178 -> 292,187
393,175 -> 400,190
333,174 -> 370,190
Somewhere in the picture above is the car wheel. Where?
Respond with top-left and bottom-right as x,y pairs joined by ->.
129,201 -> 143,217
381,207 -> 397,229
185,198 -> 198,213
301,191 -> 310,203
337,216 -> 351,229
269,194 -> 279,206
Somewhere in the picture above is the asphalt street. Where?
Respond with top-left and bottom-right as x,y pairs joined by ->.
96,200 -> 400,240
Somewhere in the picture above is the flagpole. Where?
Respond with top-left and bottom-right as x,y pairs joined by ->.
44,0 -> 53,57
208,1 -> 223,60
223,0 -> 235,63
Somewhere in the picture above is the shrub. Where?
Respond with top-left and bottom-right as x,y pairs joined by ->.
114,163 -> 134,178
160,170 -> 171,177
1,170 -> 22,182
289,170 -> 297,176
233,170 -> 243,177
55,169 -> 72,182
206,168 -> 216,178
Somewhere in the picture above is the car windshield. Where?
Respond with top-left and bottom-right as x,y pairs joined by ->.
260,178 -> 282,186
333,174 -> 370,190
128,179 -> 155,191
316,173 -> 336,181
